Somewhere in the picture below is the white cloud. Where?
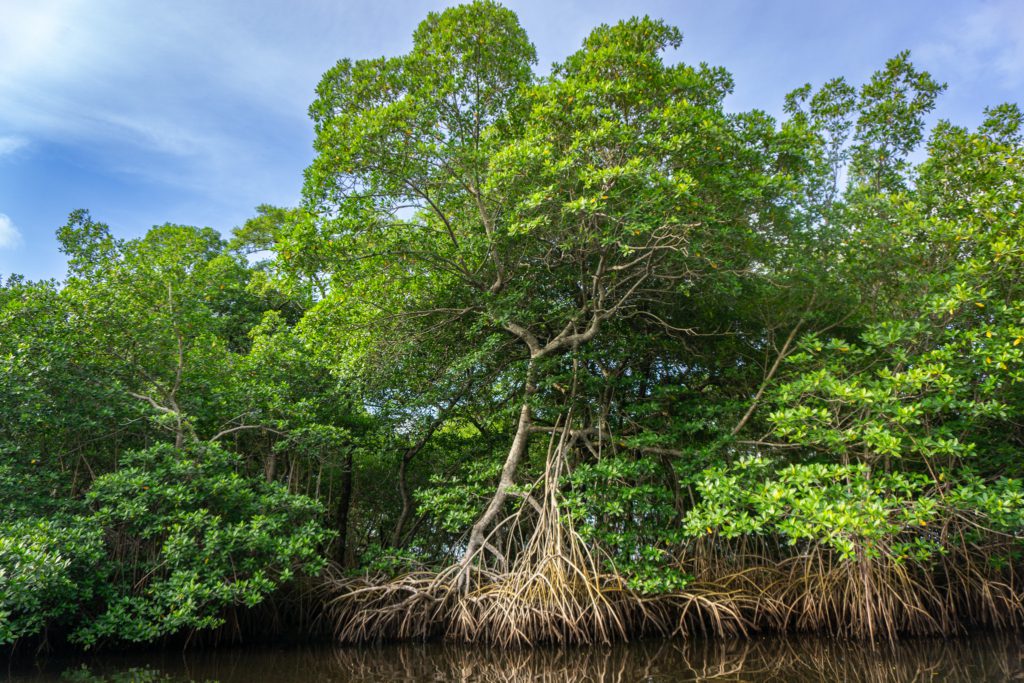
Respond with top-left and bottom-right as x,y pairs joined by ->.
0,136 -> 28,156
963,2 -> 1024,87
918,0 -> 1024,89
0,0 -> 357,208
0,215 -> 24,250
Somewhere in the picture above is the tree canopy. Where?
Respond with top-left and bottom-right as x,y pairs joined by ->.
2,1 -> 1023,648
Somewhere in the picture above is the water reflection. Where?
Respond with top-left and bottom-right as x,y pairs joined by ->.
6,635 -> 1024,682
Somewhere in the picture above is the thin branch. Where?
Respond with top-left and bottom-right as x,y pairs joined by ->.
210,424 -> 286,442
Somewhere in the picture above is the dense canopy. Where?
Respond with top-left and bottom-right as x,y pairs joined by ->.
2,1 -> 1023,648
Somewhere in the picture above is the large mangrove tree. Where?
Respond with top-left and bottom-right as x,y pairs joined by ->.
2,0 -> 1023,648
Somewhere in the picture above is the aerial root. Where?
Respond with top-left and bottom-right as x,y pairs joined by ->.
320,535 -> 1024,644
322,419 -> 1023,644
319,569 -> 755,645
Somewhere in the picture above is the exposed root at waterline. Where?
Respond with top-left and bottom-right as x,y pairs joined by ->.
320,570 -> 759,645
320,536 -> 1024,645
322,420 -> 757,645
323,419 -> 1024,644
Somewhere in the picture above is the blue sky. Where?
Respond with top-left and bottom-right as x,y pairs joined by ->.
1,0 -> 1021,281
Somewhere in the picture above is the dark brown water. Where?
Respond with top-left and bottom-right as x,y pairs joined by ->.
6,636 -> 1024,682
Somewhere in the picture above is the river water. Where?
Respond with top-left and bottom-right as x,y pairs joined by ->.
6,635 -> 1024,682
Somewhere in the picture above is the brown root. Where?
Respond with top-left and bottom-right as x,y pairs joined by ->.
322,420 -> 750,644
322,416 -> 1024,645
321,527 -> 1024,645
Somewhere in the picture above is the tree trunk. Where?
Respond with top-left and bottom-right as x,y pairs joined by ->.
265,450 -> 277,483
389,384 -> 472,547
391,454 -> 413,548
336,449 -> 354,566
461,362 -> 535,572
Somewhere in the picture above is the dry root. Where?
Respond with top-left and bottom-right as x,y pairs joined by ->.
322,422 -> 756,645
320,568 -> 754,645
322,420 -> 1024,645
321,533 -> 1024,645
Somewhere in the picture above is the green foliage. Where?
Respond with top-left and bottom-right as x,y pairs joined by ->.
950,473 -> 1024,534
0,518 -> 105,644
683,457 -> 943,561
849,51 -> 946,191
563,456 -> 691,593
0,444 -> 330,647
356,543 -> 426,577
416,459 -> 502,535
75,443 -> 330,645
769,103 -> 1024,476
2,1 -> 1023,646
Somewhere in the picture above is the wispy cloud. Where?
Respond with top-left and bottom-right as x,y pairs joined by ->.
917,0 -> 1024,89
0,214 -> 24,249
0,136 -> 28,156
0,0 -> 323,205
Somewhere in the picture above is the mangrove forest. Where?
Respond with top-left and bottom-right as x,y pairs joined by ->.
3,1 -> 1024,653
